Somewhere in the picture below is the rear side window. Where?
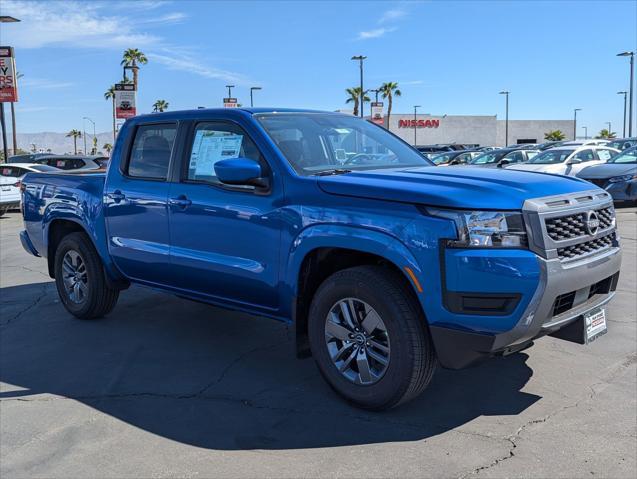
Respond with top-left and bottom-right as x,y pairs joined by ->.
596,149 -> 613,161
573,149 -> 595,162
128,123 -> 177,179
48,158 -> 86,170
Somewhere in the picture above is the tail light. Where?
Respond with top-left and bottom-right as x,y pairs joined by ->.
14,181 -> 22,190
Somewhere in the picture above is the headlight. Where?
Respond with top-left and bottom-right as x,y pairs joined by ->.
607,174 -> 637,183
426,208 -> 528,248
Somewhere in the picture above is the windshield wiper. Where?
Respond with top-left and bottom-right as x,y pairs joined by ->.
313,168 -> 352,176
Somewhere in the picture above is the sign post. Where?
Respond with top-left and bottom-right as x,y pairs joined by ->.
223,98 -> 238,108
115,83 -> 137,119
0,46 -> 18,162
370,102 -> 384,126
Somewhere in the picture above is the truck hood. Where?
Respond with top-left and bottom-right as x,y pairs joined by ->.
317,166 -> 595,210
577,163 -> 637,179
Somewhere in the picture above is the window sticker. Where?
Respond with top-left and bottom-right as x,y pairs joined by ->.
189,130 -> 243,177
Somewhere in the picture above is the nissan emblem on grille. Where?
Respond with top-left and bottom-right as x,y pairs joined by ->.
585,210 -> 600,236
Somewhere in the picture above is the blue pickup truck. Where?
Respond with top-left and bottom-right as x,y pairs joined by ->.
20,109 -> 622,409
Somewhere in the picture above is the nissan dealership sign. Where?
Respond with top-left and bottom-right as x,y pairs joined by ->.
398,119 -> 440,128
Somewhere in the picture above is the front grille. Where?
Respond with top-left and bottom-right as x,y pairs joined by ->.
545,207 -> 614,241
551,273 -> 619,317
552,291 -> 576,316
557,232 -> 615,261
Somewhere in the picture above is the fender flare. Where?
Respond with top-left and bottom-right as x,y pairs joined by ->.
285,223 -> 424,300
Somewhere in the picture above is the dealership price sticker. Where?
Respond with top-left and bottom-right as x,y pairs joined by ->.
0,46 -> 19,103
190,130 -> 243,176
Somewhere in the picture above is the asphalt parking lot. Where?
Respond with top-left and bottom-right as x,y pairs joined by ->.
0,208 -> 635,478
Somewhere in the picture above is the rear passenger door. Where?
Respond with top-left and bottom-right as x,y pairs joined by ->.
104,122 -> 179,285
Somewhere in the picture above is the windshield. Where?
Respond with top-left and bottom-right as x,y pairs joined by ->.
608,148 -> 637,164
256,113 -> 430,175
30,165 -> 59,172
526,149 -> 572,164
430,152 -> 455,165
468,151 -> 505,165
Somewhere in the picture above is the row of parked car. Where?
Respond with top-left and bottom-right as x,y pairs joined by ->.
418,137 -> 637,205
0,154 -> 109,216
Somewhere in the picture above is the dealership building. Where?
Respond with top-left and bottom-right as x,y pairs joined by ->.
369,114 -> 575,147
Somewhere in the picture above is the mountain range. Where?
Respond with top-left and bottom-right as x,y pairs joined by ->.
3,132 -> 116,156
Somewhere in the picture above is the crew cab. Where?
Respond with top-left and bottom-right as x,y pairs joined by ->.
19,109 -> 622,410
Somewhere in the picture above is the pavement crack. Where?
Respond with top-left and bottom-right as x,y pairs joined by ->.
0,284 -> 49,328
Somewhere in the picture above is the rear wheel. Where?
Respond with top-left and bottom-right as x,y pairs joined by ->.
54,232 -> 119,319
308,265 -> 436,410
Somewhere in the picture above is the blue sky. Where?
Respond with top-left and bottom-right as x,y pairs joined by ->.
2,0 -> 636,136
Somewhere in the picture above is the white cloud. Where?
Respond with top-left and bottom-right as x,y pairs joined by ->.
20,78 -> 75,90
148,53 -> 252,85
2,0 -> 177,49
379,8 -> 407,24
357,27 -> 396,40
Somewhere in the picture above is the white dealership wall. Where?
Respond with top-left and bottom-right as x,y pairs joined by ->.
377,114 -> 575,147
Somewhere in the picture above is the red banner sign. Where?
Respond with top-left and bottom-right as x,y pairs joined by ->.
398,119 -> 440,128
115,83 -> 136,119
0,46 -> 18,103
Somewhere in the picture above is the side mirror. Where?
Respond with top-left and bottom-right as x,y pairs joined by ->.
565,158 -> 581,165
498,159 -> 510,167
214,158 -> 268,188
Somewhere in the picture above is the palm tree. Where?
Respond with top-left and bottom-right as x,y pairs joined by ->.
379,82 -> 402,128
104,85 -> 117,143
10,72 -> 24,155
544,130 -> 566,141
597,129 -> 617,139
121,48 -> 148,91
103,143 -> 113,156
345,87 -> 370,117
66,129 -> 82,155
152,99 -> 169,112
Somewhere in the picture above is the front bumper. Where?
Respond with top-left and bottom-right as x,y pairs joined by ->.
431,245 -> 622,369
605,179 -> 637,203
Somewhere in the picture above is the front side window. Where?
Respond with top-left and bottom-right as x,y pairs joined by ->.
573,149 -> 595,162
257,113 -> 429,175
185,122 -> 263,186
504,151 -> 525,163
0,166 -> 23,177
128,123 -> 177,179
527,149 -> 572,164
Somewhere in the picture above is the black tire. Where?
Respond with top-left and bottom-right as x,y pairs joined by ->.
308,265 -> 437,410
54,232 -> 119,319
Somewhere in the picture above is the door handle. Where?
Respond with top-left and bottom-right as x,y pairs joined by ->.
108,190 -> 126,203
169,195 -> 192,209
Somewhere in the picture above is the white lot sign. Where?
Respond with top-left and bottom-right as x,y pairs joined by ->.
115,83 -> 136,119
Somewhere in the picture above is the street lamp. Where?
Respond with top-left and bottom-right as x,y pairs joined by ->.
499,91 -> 509,146
250,87 -> 262,107
83,117 -> 95,154
606,122 -> 612,136
370,89 -> 381,103
617,51 -> 634,136
225,85 -> 235,98
413,105 -> 421,146
0,15 -> 21,162
617,91 -> 628,137
573,108 -> 582,140
582,126 -> 588,140
351,55 -> 367,118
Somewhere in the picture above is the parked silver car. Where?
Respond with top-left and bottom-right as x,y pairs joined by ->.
577,146 -> 637,205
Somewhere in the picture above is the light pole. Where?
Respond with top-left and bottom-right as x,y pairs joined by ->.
582,126 -> 588,140
499,91 -> 509,146
606,121 -> 612,137
573,108 -> 581,140
225,85 -> 235,98
250,87 -> 262,107
617,91 -> 627,137
82,118 -> 87,155
370,89 -> 380,103
413,105 -> 421,146
351,55 -> 367,118
83,117 -> 95,154
0,16 -> 20,162
617,51 -> 634,136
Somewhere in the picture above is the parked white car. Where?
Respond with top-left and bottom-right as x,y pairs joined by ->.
560,139 -> 610,147
0,176 -> 21,216
0,163 -> 58,216
505,145 -> 619,177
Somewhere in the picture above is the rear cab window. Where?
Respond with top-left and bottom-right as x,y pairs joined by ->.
127,123 -> 177,180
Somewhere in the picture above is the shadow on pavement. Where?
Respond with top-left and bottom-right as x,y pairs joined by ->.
0,281 -> 540,450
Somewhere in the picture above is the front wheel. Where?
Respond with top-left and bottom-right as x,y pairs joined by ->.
54,232 -> 119,319
308,265 -> 436,410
